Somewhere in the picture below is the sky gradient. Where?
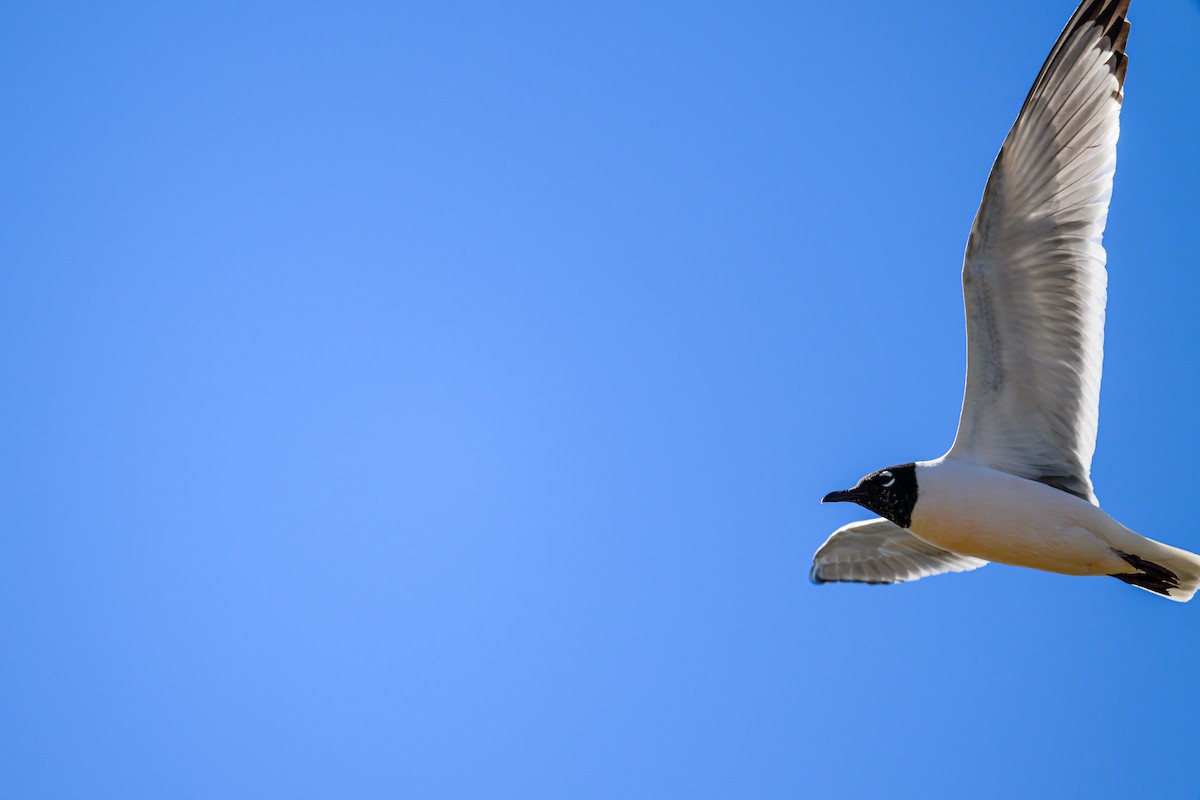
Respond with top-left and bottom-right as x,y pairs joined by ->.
5,1 -> 1200,797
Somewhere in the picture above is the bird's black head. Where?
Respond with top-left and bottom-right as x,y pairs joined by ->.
822,463 -> 918,528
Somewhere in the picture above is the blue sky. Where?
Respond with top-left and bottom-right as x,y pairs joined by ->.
5,1 -> 1200,797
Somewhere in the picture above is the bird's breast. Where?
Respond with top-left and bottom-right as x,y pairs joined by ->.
909,460 -> 1129,575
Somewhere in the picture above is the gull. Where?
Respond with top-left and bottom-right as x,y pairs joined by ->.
813,0 -> 1200,601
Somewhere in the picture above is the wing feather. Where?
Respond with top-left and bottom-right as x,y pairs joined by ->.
811,518 -> 988,585
949,0 -> 1130,504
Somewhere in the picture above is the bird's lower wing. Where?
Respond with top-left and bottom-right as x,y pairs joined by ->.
811,518 -> 988,585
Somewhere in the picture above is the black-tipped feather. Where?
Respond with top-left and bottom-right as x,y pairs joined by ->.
1110,550 -> 1180,596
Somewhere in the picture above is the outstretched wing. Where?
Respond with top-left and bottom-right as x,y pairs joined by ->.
948,0 -> 1130,504
811,518 -> 988,585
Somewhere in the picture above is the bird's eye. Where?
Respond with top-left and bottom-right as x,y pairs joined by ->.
879,471 -> 895,488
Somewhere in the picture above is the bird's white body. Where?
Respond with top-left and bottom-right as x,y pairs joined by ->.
911,458 -> 1133,576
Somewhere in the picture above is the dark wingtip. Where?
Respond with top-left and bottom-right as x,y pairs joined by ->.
1071,1 -> 1131,82
1112,50 -> 1129,90
1093,0 -> 1121,36
1010,0 -> 1133,157
1111,17 -> 1131,53
1110,550 -> 1180,596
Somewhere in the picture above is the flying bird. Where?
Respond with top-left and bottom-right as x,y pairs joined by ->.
813,0 -> 1200,601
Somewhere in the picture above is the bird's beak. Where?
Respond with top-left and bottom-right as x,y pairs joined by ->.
822,487 -> 865,504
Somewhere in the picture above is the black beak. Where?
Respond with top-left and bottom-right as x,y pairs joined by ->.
822,487 -> 866,504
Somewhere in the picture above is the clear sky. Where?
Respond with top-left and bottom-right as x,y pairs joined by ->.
5,1 -> 1200,797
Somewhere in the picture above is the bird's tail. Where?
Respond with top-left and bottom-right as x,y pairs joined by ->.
1110,540 -> 1200,603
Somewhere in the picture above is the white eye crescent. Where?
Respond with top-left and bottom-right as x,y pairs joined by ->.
880,471 -> 895,488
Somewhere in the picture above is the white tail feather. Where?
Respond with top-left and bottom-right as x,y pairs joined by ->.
1112,539 -> 1200,603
